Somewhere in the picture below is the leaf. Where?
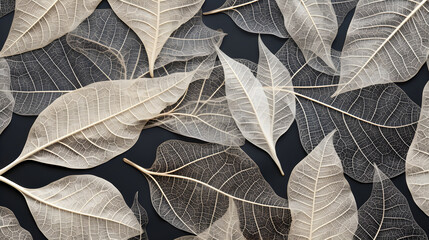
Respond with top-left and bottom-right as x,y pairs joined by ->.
216,47 -> 289,175
287,131 -> 358,240
0,71 -> 194,175
0,206 -> 32,240
6,9 -> 223,116
275,0 -> 338,69
129,192 -> 149,240
124,140 -> 291,239
202,0 -> 357,38
0,58 -> 14,134
276,39 -> 420,182
0,0 -> 101,57
176,199 -> 245,240
334,0 -> 429,96
108,0 -> 205,77
147,62 -> 245,147
406,81 -> 429,216
353,166 -> 428,239
0,175 -> 142,239
0,0 -> 14,18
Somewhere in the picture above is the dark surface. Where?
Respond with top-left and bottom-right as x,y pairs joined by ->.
0,1 -> 428,239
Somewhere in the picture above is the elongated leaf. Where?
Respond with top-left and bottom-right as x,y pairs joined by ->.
176,199 -> 245,240
288,131 -> 358,239
406,81 -> 429,216
0,0 -> 101,57
0,58 -> 13,134
0,0 -> 14,18
335,0 -> 429,95
217,48 -> 285,174
0,71 -> 194,176
0,175 -> 142,239
124,140 -> 291,239
353,167 -> 428,239
129,192 -> 149,240
147,63 -> 245,146
0,206 -> 32,240
109,0 -> 204,77
276,0 -> 338,69
276,39 -> 420,182
6,9 -> 223,116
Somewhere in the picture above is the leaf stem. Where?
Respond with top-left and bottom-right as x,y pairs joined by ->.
0,159 -> 23,176
0,175 -> 24,192
123,158 -> 156,175
203,0 -> 259,15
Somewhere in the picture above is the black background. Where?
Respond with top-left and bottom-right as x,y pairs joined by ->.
0,1 -> 428,239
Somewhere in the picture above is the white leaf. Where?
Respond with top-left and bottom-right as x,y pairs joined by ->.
335,0 -> 429,95
216,47 -> 285,174
0,0 -> 101,57
129,192 -> 149,240
276,0 -> 338,69
353,166 -> 427,239
148,63 -> 245,147
108,0 -> 204,77
0,175 -> 142,239
288,131 -> 358,240
0,58 -> 14,134
0,71 -> 194,175
0,206 -> 32,240
176,200 -> 246,240
406,81 -> 429,216
124,140 -> 291,239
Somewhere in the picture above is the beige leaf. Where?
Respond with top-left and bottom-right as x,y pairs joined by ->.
0,206 -> 32,240
108,0 -> 204,77
288,131 -> 358,239
0,0 -> 101,57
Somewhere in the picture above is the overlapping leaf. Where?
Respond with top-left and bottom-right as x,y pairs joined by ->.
6,9 -> 223,115
0,71 -> 194,175
124,140 -> 291,239
129,192 -> 149,240
0,0 -> 102,57
0,207 -> 31,240
0,0 -> 14,18
0,58 -> 13,134
288,131 -> 358,239
335,0 -> 429,95
0,175 -> 142,239
147,63 -> 245,146
406,81 -> 429,216
352,167 -> 428,239
216,40 -> 295,174
108,0 -> 205,77
276,39 -> 420,182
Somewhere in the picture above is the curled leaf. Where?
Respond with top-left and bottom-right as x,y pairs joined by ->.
0,175 -> 142,239
406,80 -> 429,216
0,0 -> 101,57
0,206 -> 32,240
288,131 -> 358,240
124,140 -> 291,239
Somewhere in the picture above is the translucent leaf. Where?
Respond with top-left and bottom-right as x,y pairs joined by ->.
176,199 -> 245,240
147,62 -> 245,147
353,167 -> 428,239
0,0 -> 101,57
276,0 -> 338,69
0,206 -> 32,240
276,39 -> 420,182
0,71 -> 194,175
406,81 -> 429,216
108,0 -> 204,77
0,175 -> 142,239
0,0 -> 14,18
129,192 -> 149,240
124,140 -> 291,239
5,9 -> 222,116
335,0 -> 429,95
0,58 -> 13,134
288,131 -> 358,239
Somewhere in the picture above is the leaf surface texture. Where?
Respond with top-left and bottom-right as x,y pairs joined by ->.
0,207 -> 32,240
